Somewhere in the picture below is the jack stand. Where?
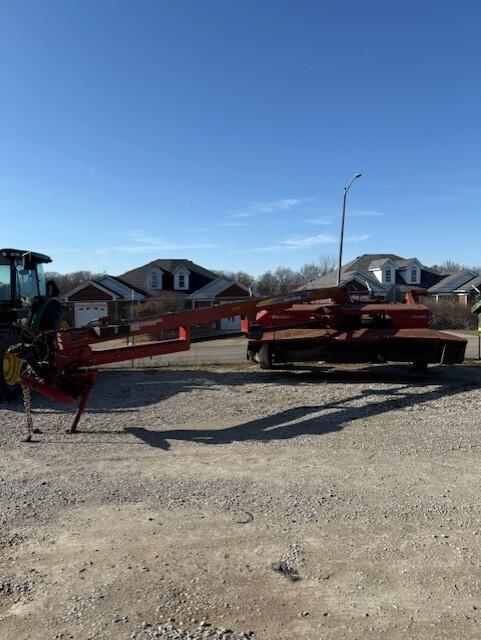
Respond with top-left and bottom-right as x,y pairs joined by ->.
68,371 -> 97,433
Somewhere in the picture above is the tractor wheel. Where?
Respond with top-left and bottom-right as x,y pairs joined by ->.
38,301 -> 73,331
258,344 -> 273,370
0,334 -> 22,401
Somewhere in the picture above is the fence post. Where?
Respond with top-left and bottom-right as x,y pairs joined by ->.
130,293 -> 135,368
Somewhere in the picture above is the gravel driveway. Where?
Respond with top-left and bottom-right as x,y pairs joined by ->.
1,363 -> 481,639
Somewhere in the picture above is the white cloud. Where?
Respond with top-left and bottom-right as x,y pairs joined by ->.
248,231 -> 371,253
282,233 -> 338,248
303,217 -> 333,225
347,233 -> 372,242
95,231 -> 217,255
230,197 -> 305,219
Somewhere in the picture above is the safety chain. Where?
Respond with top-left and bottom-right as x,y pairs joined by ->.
22,385 -> 34,442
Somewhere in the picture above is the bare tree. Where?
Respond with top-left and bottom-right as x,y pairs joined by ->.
297,255 -> 336,286
213,269 -> 255,289
318,254 -> 337,275
256,270 -> 279,296
298,263 -> 323,284
274,266 -> 303,294
45,270 -> 106,294
430,260 -> 481,275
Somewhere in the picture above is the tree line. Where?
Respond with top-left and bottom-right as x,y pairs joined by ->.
429,260 -> 481,275
45,256 -> 337,296
46,256 -> 480,298
45,270 -> 106,294
214,255 -> 337,295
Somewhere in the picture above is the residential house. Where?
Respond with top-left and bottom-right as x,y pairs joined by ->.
302,254 -> 445,300
428,271 -> 481,305
119,259 -> 251,330
63,259 -> 252,329
61,275 -> 147,327
119,259 -> 217,305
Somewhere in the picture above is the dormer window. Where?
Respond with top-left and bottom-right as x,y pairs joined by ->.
148,267 -> 163,290
411,268 -> 417,283
173,266 -> 190,290
385,268 -> 392,283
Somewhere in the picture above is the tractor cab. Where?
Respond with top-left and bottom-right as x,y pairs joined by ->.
0,248 -> 56,324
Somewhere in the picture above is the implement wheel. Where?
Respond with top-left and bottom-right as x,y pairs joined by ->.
0,334 -> 22,400
412,361 -> 428,372
258,344 -> 273,370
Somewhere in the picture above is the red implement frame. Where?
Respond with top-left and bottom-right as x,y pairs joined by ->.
19,287 -> 344,432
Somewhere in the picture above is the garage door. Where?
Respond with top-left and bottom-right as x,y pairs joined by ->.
74,303 -> 108,327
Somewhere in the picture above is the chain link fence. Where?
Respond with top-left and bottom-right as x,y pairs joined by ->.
67,298 -> 246,341
418,295 -> 480,360
418,295 -> 477,331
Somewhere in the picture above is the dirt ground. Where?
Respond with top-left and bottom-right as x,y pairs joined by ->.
1,363 -> 481,640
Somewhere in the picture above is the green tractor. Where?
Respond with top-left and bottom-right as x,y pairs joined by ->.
0,248 -> 71,399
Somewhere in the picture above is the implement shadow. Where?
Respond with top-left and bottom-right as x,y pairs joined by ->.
125,364 -> 481,450
6,367 -> 262,416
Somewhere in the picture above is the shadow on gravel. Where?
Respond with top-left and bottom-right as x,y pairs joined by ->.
5,364 -> 480,444
124,364 -> 481,450
6,368 -> 263,415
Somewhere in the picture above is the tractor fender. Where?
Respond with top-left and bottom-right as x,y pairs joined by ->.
29,298 -> 73,331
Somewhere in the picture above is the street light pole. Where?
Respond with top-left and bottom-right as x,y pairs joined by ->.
336,173 -> 362,286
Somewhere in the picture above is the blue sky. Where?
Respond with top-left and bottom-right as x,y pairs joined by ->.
1,0 -> 480,276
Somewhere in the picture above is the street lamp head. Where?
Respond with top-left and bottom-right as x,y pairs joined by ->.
354,173 -> 362,179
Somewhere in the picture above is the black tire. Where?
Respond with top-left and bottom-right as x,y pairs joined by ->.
0,334 -> 22,401
258,344 -> 273,370
38,300 -> 73,331
412,361 -> 429,372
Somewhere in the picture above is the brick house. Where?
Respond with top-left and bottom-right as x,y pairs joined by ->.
119,259 -> 251,331
61,275 -> 147,327
62,259 -> 251,329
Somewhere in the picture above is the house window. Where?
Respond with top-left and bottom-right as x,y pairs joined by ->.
174,270 -> 189,290
385,268 -> 392,283
148,268 -> 162,290
411,268 -> 417,283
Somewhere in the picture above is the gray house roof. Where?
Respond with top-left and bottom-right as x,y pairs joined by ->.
302,267 -> 385,292
428,270 -> 477,293
461,274 -> 481,291
119,259 -> 219,297
342,253 -> 403,273
368,257 -> 397,269
61,275 -> 148,302
302,254 -> 445,293
188,277 -> 250,299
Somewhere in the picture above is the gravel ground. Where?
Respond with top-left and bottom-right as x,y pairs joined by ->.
1,362 -> 481,640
